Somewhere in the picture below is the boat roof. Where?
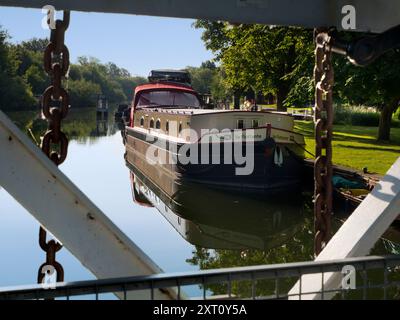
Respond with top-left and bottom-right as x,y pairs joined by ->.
134,82 -> 196,95
137,107 -> 293,118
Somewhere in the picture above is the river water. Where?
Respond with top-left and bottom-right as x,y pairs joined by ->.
1,108 -> 399,299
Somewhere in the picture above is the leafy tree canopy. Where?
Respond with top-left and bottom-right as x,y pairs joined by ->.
194,22 -> 314,111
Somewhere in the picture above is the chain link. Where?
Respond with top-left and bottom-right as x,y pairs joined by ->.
37,10 -> 70,288
314,29 -> 334,256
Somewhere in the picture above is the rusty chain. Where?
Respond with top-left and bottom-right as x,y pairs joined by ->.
37,10 -> 70,287
313,29 -> 334,256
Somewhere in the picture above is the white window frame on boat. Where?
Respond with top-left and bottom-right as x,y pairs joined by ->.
237,119 -> 244,129
155,118 -> 161,130
165,120 -> 169,133
178,121 -> 183,137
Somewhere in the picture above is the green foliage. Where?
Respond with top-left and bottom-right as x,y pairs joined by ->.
334,44 -> 400,109
186,61 -> 231,102
394,108 -> 400,120
187,65 -> 216,94
194,22 -> 314,110
333,34 -> 400,140
68,79 -> 101,108
210,67 -> 231,101
194,21 -> 400,140
70,56 -> 146,105
333,105 -> 381,127
19,38 -> 49,52
186,212 -> 315,298
117,76 -> 147,102
24,64 -> 48,94
192,20 -> 230,59
14,39 -> 49,96
0,27 -> 36,111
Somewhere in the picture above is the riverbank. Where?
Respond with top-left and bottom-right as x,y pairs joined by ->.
295,120 -> 400,175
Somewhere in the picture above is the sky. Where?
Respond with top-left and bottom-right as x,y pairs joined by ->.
0,7 -> 214,77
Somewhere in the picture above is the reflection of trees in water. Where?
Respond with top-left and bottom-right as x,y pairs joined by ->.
186,214 -> 315,299
6,108 -> 120,143
186,215 -> 400,299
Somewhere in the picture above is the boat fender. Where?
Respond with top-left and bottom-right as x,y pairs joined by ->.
274,146 -> 284,167
130,106 -> 135,127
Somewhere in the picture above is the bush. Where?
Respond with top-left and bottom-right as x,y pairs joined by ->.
334,105 -> 385,127
68,79 -> 101,108
350,111 -> 380,126
393,108 -> 400,120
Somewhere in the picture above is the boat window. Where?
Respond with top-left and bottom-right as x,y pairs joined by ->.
137,90 -> 201,108
140,117 -> 144,127
155,119 -> 161,129
237,119 -> 244,129
252,119 -> 259,128
165,121 -> 169,133
178,122 -> 183,136
149,118 -> 154,128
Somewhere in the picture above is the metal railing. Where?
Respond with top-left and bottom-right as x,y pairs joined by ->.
1,255 -> 399,300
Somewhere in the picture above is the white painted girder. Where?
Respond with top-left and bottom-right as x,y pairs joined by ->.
0,0 -> 399,33
0,110 -> 174,299
289,157 -> 400,300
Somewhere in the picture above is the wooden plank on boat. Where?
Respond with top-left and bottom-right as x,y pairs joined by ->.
289,157 -> 400,299
0,0 -> 399,33
0,110 -> 175,300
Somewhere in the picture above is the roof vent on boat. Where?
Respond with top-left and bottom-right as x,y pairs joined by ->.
148,69 -> 191,85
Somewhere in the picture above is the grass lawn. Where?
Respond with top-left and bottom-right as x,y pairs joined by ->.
294,121 -> 400,175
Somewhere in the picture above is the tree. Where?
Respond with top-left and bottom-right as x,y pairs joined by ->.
210,67 -> 231,101
228,25 -> 314,111
106,62 -> 131,79
194,22 -> 314,111
24,64 -> 48,94
68,79 -> 101,108
194,21 -> 249,108
74,56 -> 127,103
334,46 -> 400,141
19,38 -> 49,52
186,66 -> 216,94
0,27 -> 36,111
200,60 -> 217,70
117,76 -> 147,102
186,62 -> 230,107
193,20 -> 231,60
68,64 -> 82,80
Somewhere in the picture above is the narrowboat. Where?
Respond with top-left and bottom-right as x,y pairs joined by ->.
124,70 -> 306,193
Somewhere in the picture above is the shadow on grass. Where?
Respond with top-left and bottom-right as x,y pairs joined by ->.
332,134 -> 400,149
334,144 -> 400,153
295,121 -> 400,148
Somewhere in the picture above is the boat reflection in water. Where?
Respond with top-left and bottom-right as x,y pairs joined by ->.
127,159 -> 312,252
126,145 -> 316,298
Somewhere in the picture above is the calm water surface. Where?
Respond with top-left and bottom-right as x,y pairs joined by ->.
1,108 -> 399,298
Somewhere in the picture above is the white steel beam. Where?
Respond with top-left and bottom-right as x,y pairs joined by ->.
0,0 -> 399,33
289,157 -> 400,299
0,110 -> 174,299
